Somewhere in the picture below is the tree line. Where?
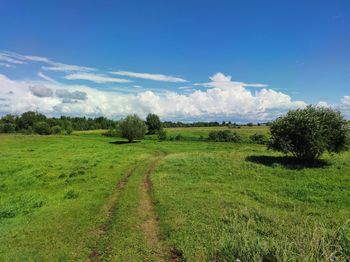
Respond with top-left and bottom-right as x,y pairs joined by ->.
0,112 -> 116,135
0,111 -> 266,135
1,107 -> 349,162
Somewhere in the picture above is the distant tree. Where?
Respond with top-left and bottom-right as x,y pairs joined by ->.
1,123 -> 16,133
17,111 -> 46,130
119,114 -> 147,142
65,122 -> 73,135
103,127 -> 120,137
268,105 -> 349,161
157,129 -> 167,141
146,113 -> 162,134
34,121 -> 51,135
250,133 -> 268,145
51,125 -> 62,135
175,134 -> 184,141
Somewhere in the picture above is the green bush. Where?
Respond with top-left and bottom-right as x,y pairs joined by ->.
1,123 -> 16,133
208,130 -> 241,142
157,129 -> 167,141
268,105 -> 350,161
175,134 -> 184,141
250,133 -> 268,144
119,114 -> 147,142
51,125 -> 62,135
34,121 -> 51,135
65,125 -> 73,135
103,128 -> 120,137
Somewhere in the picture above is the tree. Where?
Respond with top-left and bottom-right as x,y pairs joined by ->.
268,105 -> 349,161
51,125 -> 62,134
1,123 -> 16,133
157,129 -> 167,141
250,133 -> 268,145
119,114 -> 147,142
34,121 -> 51,135
17,111 -> 46,130
146,113 -> 162,134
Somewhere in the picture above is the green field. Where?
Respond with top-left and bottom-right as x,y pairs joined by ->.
0,127 -> 349,261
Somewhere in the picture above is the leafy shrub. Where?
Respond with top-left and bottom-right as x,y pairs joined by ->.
103,128 -> 120,137
119,114 -> 147,142
250,133 -> 268,144
208,130 -> 241,142
175,134 -> 184,141
51,125 -> 62,134
157,129 -> 167,141
34,121 -> 51,135
65,125 -> 73,135
268,105 -> 350,161
1,123 -> 16,133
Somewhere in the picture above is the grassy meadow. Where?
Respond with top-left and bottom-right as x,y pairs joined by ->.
0,126 -> 349,261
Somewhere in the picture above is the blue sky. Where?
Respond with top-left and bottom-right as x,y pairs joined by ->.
0,0 -> 349,121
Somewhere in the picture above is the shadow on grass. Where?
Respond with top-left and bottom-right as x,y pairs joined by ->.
246,155 -> 329,170
109,140 -> 141,145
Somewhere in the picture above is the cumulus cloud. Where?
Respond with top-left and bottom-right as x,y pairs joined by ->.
0,74 -> 60,115
197,72 -> 268,88
0,73 -> 310,121
0,50 -> 347,121
339,96 -> 350,117
64,73 -> 131,83
341,96 -> 350,106
56,89 -> 87,102
112,71 -> 188,83
29,85 -> 54,97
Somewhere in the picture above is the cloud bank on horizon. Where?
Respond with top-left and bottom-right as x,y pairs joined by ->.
0,51 -> 349,121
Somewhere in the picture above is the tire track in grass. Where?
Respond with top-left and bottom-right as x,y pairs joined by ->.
139,152 -> 182,262
88,152 -> 180,261
87,165 -> 137,262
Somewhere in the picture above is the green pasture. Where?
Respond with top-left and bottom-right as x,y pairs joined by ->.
0,127 -> 349,261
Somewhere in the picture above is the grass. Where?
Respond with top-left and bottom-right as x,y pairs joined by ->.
0,127 -> 349,261
151,145 -> 350,261
164,125 -> 269,141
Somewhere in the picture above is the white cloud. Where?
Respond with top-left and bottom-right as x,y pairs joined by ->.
0,74 -> 60,115
37,72 -> 57,83
64,73 -> 131,83
341,96 -> 350,106
112,71 -> 188,83
178,86 -> 193,90
0,51 -> 95,72
0,50 -> 347,121
55,89 -> 87,101
0,73 -> 309,121
42,62 -> 95,72
317,101 -> 330,108
339,96 -> 350,118
0,62 -> 15,68
29,84 -> 54,97
196,72 -> 268,88
0,53 -> 26,65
